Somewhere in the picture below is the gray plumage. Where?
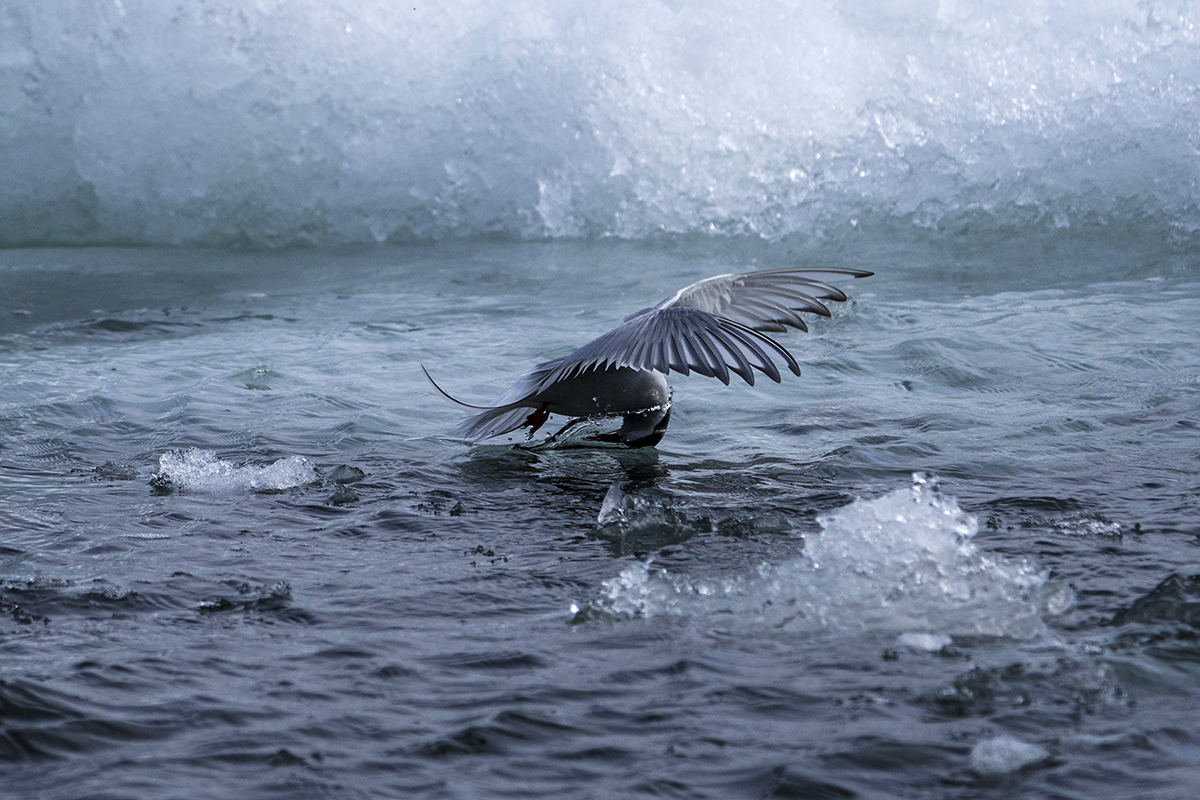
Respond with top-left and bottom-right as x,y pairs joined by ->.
427,267 -> 872,447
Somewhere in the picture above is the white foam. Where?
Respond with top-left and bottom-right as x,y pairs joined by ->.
595,475 -> 1054,638
155,449 -> 318,494
970,735 -> 1049,775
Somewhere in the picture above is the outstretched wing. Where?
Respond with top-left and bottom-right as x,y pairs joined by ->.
649,267 -> 874,333
431,267 -> 871,440
524,307 -> 798,391
518,267 -> 872,393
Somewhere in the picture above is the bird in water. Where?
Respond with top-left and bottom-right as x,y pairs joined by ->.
424,267 -> 872,448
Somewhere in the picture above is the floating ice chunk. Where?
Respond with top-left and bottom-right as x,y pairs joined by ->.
594,482 -> 692,547
1040,579 -> 1077,617
328,464 -> 367,485
592,475 -> 1050,638
597,482 -> 626,525
970,735 -> 1048,775
798,474 -> 1048,636
154,449 -> 318,494
808,472 -> 976,571
898,632 -> 952,651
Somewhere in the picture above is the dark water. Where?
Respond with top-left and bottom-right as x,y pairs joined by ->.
2,240 -> 1199,798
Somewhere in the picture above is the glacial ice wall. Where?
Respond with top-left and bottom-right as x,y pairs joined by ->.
2,0 -> 1198,246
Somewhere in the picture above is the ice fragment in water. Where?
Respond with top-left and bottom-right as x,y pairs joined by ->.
1113,574 -> 1200,627
970,736 -> 1048,775
154,448 -> 318,494
328,464 -> 367,484
592,475 -> 1050,638
1040,579 -> 1077,617
898,632 -> 952,652
328,484 -> 360,506
597,482 -> 626,525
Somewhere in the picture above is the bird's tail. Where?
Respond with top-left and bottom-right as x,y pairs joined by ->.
422,364 -> 533,441
453,405 -> 535,441
421,364 -> 495,409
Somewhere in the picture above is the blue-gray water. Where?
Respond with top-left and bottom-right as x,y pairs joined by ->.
4,2 -> 1200,798
3,240 -> 1199,799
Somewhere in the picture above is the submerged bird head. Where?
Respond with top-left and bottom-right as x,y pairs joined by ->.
584,406 -> 672,449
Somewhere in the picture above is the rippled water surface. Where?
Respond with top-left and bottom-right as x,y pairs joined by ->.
2,240 -> 1198,798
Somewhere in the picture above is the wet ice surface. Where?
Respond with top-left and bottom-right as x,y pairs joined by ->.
1,241 -> 1199,799
7,1 -> 1200,247
970,736 -> 1050,776
592,475 -> 1055,640
153,449 -> 320,494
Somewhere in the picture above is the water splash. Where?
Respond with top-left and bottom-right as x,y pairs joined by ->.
591,475 -> 1058,639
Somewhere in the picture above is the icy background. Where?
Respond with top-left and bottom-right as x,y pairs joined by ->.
3,0 -> 1199,246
